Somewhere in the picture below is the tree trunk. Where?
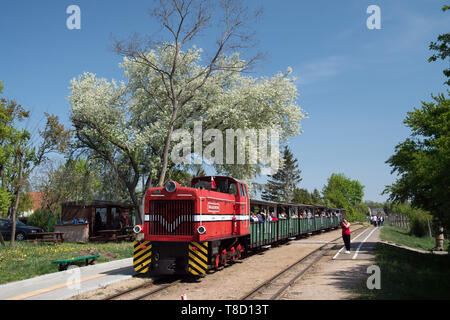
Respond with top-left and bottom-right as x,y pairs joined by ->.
158,105 -> 179,187
0,231 -> 5,247
128,187 -> 143,226
10,151 -> 24,247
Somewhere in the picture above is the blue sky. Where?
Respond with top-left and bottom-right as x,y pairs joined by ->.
0,0 -> 448,202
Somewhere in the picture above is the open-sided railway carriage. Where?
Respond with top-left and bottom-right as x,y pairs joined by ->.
133,176 -> 345,276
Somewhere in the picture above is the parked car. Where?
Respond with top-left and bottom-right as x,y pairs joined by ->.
0,218 -> 44,241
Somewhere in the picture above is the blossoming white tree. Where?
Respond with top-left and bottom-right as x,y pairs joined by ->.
69,0 -> 306,223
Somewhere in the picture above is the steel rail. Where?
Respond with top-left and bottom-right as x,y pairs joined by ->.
103,277 -> 182,300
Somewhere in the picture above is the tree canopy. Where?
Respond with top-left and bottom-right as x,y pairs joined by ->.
384,92 -> 450,230
262,146 -> 302,203
428,5 -> 450,86
322,173 -> 366,221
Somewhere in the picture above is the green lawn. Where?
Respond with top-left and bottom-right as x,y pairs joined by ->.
0,241 -> 133,285
358,226 -> 450,299
380,226 -> 449,251
358,242 -> 450,299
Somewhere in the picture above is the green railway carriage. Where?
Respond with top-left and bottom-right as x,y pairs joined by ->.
248,199 -> 344,249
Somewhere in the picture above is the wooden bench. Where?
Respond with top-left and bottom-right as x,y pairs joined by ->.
27,232 -> 65,244
52,255 -> 100,271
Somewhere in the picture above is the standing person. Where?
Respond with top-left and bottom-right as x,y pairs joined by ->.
341,218 -> 351,254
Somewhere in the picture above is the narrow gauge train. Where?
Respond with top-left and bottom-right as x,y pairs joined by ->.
133,176 -> 344,276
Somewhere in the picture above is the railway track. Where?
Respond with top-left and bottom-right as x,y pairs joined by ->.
102,277 -> 182,300
240,225 -> 368,300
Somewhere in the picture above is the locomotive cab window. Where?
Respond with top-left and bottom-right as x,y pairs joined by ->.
228,182 -> 238,196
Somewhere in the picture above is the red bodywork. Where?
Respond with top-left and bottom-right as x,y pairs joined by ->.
143,176 -> 250,242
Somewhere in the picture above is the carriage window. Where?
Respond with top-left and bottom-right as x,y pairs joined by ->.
243,185 -> 248,198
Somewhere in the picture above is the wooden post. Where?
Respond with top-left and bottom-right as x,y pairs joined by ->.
435,226 -> 444,251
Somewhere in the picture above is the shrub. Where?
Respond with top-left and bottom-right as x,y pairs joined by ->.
409,214 -> 430,238
27,209 -> 59,232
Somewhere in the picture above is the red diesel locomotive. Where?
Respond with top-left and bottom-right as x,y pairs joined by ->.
133,176 -> 251,276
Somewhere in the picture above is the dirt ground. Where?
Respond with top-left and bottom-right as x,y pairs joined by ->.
72,225 -> 369,300
279,256 -> 372,300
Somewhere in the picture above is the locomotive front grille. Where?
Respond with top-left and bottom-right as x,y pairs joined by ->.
148,200 -> 195,236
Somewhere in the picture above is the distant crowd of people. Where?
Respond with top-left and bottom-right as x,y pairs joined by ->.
250,209 -> 340,223
370,215 -> 384,227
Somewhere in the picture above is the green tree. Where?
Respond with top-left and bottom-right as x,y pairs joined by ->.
17,191 -> 34,216
384,93 -> 450,234
428,5 -> 450,86
37,158 -> 103,214
262,146 -> 302,202
322,173 -> 366,221
311,188 -> 324,205
293,188 -> 312,205
0,82 -> 71,246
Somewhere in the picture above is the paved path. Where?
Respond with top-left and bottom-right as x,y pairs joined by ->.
281,225 -> 382,300
333,226 -> 380,261
0,258 -> 134,300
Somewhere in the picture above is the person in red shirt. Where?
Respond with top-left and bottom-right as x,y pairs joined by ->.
341,218 -> 351,253
270,212 -> 278,222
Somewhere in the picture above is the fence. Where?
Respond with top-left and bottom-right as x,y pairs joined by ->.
386,215 -> 409,230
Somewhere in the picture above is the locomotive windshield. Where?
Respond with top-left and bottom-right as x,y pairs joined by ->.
191,176 -> 241,196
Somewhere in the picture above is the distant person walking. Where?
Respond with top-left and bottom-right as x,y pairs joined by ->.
371,215 -> 377,227
341,218 -> 351,254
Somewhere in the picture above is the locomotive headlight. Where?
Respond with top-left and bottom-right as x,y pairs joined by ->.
133,224 -> 143,234
197,225 -> 207,235
165,180 -> 178,193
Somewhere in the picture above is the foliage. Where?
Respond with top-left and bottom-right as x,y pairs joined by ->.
292,187 -> 326,205
0,81 -> 71,245
322,173 -> 366,221
384,93 -> 450,232
27,208 -> 58,232
262,146 -> 302,202
0,186 -> 11,217
17,192 -> 33,216
70,50 -> 304,221
292,188 -> 312,204
37,159 -> 103,214
428,5 -> 450,86
311,188 -> 325,205
387,202 -> 433,238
